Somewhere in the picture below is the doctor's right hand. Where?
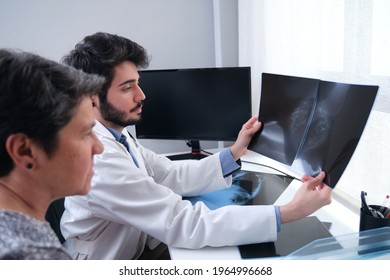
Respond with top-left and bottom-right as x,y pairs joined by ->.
229,116 -> 262,161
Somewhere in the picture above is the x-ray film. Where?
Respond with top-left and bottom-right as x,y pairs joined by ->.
249,73 -> 378,188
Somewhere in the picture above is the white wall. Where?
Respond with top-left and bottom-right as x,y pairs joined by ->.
0,0 -> 217,65
0,0 -> 239,154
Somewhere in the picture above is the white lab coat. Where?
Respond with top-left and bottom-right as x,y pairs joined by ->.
60,121 -> 277,260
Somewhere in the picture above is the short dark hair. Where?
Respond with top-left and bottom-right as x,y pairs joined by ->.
0,49 -> 105,176
62,32 -> 150,101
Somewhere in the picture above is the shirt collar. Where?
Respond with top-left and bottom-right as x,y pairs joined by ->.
105,126 -> 123,142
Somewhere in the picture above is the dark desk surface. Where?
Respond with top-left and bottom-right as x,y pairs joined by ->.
239,216 -> 333,258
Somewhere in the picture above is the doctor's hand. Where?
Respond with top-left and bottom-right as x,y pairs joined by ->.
230,116 -> 262,161
279,172 -> 332,224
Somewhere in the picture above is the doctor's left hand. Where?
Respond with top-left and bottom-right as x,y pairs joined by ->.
230,116 -> 262,161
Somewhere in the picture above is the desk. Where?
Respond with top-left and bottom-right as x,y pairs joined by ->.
168,151 -> 360,260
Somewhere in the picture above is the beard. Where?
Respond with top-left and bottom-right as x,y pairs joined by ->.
99,97 -> 143,127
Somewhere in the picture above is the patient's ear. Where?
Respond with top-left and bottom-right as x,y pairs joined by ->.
5,133 -> 35,170
91,96 -> 99,108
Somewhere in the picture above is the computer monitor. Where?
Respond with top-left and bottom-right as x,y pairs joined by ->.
135,67 -> 252,159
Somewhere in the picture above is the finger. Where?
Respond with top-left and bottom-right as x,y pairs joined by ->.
251,121 -> 262,131
318,183 -> 332,192
244,115 -> 259,128
304,171 -> 325,190
301,174 -> 312,182
246,122 -> 262,137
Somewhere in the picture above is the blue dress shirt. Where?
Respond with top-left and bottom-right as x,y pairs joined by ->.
106,127 -> 140,168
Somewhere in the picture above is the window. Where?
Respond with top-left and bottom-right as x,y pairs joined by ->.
239,0 -> 390,206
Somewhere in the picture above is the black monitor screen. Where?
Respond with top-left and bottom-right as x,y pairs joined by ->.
136,67 -> 252,141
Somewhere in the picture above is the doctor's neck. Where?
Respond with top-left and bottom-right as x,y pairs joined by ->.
99,119 -> 124,133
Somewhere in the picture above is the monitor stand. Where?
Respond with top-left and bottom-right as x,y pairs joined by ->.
167,140 -> 209,160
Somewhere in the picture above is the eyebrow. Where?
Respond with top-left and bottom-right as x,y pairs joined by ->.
118,79 -> 137,87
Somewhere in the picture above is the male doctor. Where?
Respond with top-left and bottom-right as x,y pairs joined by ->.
60,32 -> 332,260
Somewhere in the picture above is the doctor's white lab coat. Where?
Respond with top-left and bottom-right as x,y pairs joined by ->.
60,121 -> 277,259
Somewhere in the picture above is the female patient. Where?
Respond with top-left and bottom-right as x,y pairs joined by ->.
0,49 -> 104,259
